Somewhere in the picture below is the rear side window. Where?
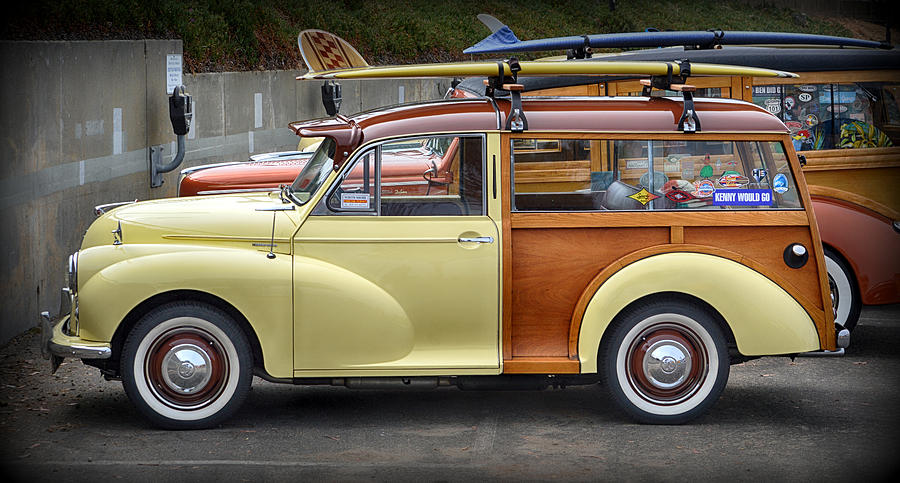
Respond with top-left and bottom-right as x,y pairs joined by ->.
512,138 -> 802,212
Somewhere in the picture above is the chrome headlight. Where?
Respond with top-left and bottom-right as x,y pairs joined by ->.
67,252 -> 78,294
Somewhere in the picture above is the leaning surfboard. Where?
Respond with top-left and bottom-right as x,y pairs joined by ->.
298,59 -> 797,80
463,14 -> 890,55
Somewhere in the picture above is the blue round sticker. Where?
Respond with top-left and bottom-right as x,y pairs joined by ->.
773,173 -> 789,193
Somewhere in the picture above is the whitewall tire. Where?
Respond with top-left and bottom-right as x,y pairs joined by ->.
121,302 -> 252,429
602,299 -> 729,424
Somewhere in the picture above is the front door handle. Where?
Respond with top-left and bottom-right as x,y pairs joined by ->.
458,236 -> 494,244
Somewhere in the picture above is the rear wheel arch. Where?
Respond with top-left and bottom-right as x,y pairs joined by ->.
598,292 -> 737,355
576,252 -> 820,373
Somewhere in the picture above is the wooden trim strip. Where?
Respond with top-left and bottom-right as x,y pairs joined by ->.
566,244 -> 829,357
670,225 -> 684,244
801,146 -> 900,160
501,135 -> 514,360
787,142 -> 836,350
809,185 -> 900,221
510,210 -> 810,229
752,69 -> 900,85
503,357 -> 580,374
508,132 -> 787,141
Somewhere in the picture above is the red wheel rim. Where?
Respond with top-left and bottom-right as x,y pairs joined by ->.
626,324 -> 708,405
145,329 -> 228,409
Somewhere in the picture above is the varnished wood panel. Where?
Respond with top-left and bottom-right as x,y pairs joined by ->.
510,210 -> 809,228
503,357 -> 580,374
510,227 -> 669,357
683,226 -> 823,309
670,225 -> 684,244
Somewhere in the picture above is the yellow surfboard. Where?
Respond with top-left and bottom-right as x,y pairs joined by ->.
298,29 -> 369,73
298,59 -> 797,80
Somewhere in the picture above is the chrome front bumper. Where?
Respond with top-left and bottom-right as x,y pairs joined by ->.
40,311 -> 112,374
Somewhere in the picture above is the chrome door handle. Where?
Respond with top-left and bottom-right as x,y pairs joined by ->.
458,236 -> 494,244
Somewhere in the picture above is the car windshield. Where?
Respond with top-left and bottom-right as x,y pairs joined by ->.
289,138 -> 336,204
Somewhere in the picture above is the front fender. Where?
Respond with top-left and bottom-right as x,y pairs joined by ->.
578,252 -> 820,373
76,244 -> 293,377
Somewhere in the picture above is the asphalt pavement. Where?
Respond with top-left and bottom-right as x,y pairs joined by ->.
1,305 -> 898,481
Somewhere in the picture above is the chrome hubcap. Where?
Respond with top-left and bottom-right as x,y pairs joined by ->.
162,343 -> 212,395
643,340 -> 691,390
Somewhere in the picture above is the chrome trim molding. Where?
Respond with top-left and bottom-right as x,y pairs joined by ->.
94,200 -> 137,216
48,340 -> 112,359
196,188 -> 276,195
797,348 -> 845,357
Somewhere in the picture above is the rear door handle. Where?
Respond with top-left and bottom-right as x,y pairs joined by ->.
458,236 -> 494,244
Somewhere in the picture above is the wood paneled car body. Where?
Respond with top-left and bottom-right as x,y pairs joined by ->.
451,45 -> 900,331
43,94 -> 839,429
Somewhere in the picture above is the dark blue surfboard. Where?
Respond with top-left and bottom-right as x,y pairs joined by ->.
464,15 -> 890,54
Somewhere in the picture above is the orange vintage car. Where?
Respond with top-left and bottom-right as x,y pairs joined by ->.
179,137 -> 459,198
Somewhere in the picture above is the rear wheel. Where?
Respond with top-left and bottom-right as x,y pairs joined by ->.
121,302 -> 252,429
602,299 -> 729,424
824,248 -> 861,332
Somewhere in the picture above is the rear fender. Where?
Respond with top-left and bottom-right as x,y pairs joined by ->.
578,252 -> 819,373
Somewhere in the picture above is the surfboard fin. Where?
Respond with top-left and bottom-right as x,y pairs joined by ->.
298,29 -> 369,74
465,14 -> 521,54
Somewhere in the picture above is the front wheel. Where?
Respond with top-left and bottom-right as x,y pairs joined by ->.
121,302 -> 252,429
602,299 -> 729,424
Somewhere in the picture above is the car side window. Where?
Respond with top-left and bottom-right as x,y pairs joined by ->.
511,137 -> 802,211
320,135 -> 485,216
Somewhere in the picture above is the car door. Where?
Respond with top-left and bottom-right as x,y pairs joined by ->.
292,134 -> 501,374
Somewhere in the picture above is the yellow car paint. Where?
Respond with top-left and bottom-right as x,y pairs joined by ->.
292,215 -> 501,376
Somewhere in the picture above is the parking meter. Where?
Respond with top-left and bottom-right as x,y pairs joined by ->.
169,85 -> 192,136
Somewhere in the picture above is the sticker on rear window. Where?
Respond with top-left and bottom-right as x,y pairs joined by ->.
773,174 -> 790,194
340,192 -> 371,209
713,189 -> 773,206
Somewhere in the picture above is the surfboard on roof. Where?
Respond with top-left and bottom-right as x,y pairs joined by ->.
298,59 -> 796,80
463,14 -> 891,55
296,27 -> 796,81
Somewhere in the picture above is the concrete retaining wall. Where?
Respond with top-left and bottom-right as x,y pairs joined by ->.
0,40 -> 449,344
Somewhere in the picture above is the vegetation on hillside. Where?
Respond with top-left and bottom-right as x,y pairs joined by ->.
5,0 -> 853,72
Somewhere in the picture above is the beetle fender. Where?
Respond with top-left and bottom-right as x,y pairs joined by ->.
578,252 -> 820,373
76,245 -> 293,377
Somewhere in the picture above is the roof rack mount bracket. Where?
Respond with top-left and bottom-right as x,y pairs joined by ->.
485,58 -> 528,132
678,90 -> 701,133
